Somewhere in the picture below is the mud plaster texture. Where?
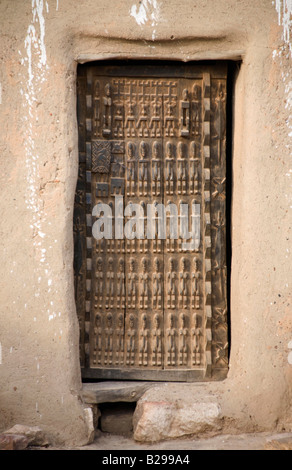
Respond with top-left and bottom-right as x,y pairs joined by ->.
0,0 -> 291,446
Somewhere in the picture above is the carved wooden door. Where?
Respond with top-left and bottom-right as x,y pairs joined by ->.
75,62 -> 228,381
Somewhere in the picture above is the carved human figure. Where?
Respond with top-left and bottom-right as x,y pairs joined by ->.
192,313 -> 202,365
126,314 -> 136,365
212,209 -> 227,301
189,140 -> 199,195
191,84 -> 201,137
93,79 -> 101,137
166,200 -> 176,253
107,202 -> 115,253
151,141 -> 161,196
94,257 -> 104,309
165,100 -> 175,137
117,258 -> 125,309
113,104 -> 123,138
151,314 -> 162,366
126,202 -> 136,254
165,141 -> 175,195
139,313 -> 149,366
152,257 -> 162,309
102,82 -> 112,136
152,201 -> 162,254
137,101 -> 149,137
93,313 -> 102,365
214,83 -> 226,164
167,258 -> 176,309
126,142 -> 136,196
96,226 -> 106,253
180,88 -> 190,137
130,238 -> 136,253
106,257 -> 114,309
139,201 -> 148,253
177,142 -> 187,195
138,141 -> 148,196
116,238 -> 125,254
179,313 -> 188,365
125,101 -> 136,137
192,257 -> 200,310
115,313 -> 124,365
179,257 -> 189,309
104,312 -> 113,365
100,205 -> 111,254
166,313 -> 176,366
178,199 -> 189,252
139,257 -> 149,309
150,95 -> 162,137
128,258 -> 137,309
116,197 -> 125,254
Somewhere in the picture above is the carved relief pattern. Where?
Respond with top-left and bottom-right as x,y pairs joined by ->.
73,162 -> 87,367
210,78 -> 228,375
75,65 -> 228,380
74,77 -> 87,368
202,73 -> 213,374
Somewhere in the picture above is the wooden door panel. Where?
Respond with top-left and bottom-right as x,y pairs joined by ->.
74,62 -> 228,381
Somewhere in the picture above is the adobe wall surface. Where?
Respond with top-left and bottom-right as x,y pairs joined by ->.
0,0 -> 291,445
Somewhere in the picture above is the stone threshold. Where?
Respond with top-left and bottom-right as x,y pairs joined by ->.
82,381 -> 160,404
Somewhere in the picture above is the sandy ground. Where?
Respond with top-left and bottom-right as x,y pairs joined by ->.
34,431 -> 292,451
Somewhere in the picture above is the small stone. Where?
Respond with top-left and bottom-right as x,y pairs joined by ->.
0,435 -> 15,450
84,407 -> 96,444
0,434 -> 29,450
265,439 -> 292,450
3,425 -> 48,447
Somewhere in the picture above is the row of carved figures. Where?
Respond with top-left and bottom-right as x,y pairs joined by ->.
95,237 -> 200,254
94,81 -> 202,138
92,311 -> 203,367
124,140 -> 200,196
94,256 -> 201,311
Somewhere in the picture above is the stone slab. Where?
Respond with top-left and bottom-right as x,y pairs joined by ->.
134,400 -> 222,442
82,382 -> 159,404
133,384 -> 222,442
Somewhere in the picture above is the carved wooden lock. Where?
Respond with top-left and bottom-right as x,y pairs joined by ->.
74,62 -> 228,381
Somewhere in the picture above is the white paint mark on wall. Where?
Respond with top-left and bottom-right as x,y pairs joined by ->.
280,69 -> 292,156
275,0 -> 292,55
130,1 -> 148,25
284,79 -> 292,137
130,0 -> 160,39
22,0 -> 49,215
19,1 -> 57,322
56,0 -> 59,11
288,340 -> 292,364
